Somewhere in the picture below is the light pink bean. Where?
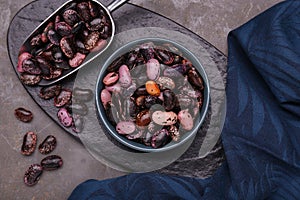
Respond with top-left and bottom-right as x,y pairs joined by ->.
100,89 -> 111,108
57,108 -> 73,127
69,52 -> 86,68
178,109 -> 194,130
116,121 -> 136,134
146,58 -> 160,80
105,83 -> 121,93
118,65 -> 132,88
152,111 -> 177,126
103,72 -> 119,86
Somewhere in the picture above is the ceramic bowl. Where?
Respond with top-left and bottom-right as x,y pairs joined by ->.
95,37 -> 210,152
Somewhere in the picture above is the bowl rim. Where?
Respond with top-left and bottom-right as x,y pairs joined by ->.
95,37 -> 210,152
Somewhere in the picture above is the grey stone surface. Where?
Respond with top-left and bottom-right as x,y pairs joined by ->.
0,0 -> 282,199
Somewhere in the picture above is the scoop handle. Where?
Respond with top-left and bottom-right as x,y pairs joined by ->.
107,0 -> 129,12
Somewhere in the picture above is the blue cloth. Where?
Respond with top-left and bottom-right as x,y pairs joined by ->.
68,1 -> 300,199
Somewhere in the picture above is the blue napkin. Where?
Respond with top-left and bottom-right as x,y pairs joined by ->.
68,1 -> 300,199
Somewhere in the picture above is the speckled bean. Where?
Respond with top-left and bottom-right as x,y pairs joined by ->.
116,121 -> 136,134
38,135 -> 57,155
57,108 -> 73,127
152,110 -> 177,126
24,164 -> 43,186
146,58 -> 160,80
178,109 -> 194,130
21,131 -> 37,156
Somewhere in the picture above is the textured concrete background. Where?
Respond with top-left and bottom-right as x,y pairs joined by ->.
0,0 -> 282,199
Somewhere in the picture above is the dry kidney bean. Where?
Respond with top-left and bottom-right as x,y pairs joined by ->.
57,108 -> 73,127
54,89 -> 72,107
24,164 -> 43,186
21,131 -> 37,156
151,129 -> 170,148
100,42 -> 205,148
14,107 -> 33,122
39,85 -> 62,100
41,155 -> 63,171
20,73 -> 42,85
116,121 -> 136,135
38,135 -> 57,154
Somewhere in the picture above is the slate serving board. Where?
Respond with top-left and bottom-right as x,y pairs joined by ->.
8,0 -> 226,177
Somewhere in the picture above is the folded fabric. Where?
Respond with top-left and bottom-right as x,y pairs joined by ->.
68,1 -> 300,199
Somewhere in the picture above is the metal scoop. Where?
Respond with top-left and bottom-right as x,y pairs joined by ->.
17,0 -> 128,86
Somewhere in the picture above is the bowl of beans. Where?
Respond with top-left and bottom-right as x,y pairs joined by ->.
95,37 -> 210,152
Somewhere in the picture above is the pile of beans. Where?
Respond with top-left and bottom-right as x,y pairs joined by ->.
17,0 -> 112,85
100,41 -> 205,149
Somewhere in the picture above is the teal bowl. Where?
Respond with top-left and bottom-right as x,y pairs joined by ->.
95,37 -> 210,152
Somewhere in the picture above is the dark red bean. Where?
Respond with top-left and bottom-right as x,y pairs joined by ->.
41,155 -> 63,171
22,59 -> 41,75
42,22 -> 54,43
42,67 -> 63,80
30,34 -> 43,46
155,48 -> 175,65
55,22 -> 72,37
14,107 -> 33,122
38,135 -> 57,155
60,36 -> 75,58
151,129 -> 170,148
36,56 -> 51,76
72,21 -> 85,35
107,56 -> 125,72
144,95 -> 162,109
88,1 -> 100,17
47,29 -> 61,46
21,131 -> 37,156
134,86 -> 148,96
187,68 -> 204,90
63,9 -> 80,26
20,73 -> 41,85
74,39 -> 89,54
54,89 -> 72,107
87,18 -> 103,31
39,85 -> 62,100
163,89 -> 176,111
77,2 -> 91,21
24,164 -> 43,186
